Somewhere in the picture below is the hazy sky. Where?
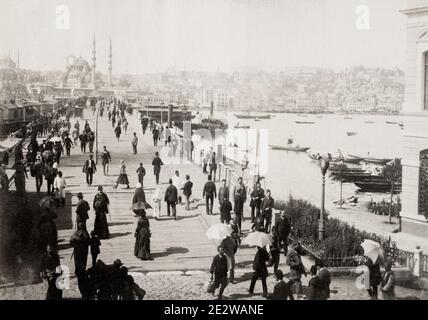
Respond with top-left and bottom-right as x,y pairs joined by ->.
1,0 -> 408,74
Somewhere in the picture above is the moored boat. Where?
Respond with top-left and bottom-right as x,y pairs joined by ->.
363,157 -> 392,165
346,132 -> 358,136
270,144 -> 310,152
234,114 -> 271,120
354,180 -> 401,193
295,121 -> 315,124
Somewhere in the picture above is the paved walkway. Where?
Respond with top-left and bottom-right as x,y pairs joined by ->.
2,107 -> 428,300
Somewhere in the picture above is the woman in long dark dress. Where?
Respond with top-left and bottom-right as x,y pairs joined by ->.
93,186 -> 110,239
134,218 -> 151,260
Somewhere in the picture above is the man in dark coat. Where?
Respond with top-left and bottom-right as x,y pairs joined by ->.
83,154 -> 97,186
182,175 -> 193,210
220,197 -> 233,224
76,192 -> 90,228
306,265 -> 322,300
261,189 -> 274,233
32,156 -> 45,193
79,132 -> 87,153
114,124 -> 122,141
218,179 -> 229,207
164,179 -> 178,220
136,162 -> 146,187
267,270 -> 294,300
152,152 -> 163,185
93,186 -> 110,239
152,127 -> 159,146
250,183 -> 264,223
316,260 -> 331,300
40,244 -> 62,300
64,134 -> 74,156
70,222 -> 91,296
44,162 -> 56,195
209,246 -> 228,299
221,236 -> 238,283
232,177 -> 246,232
274,211 -> 291,257
248,246 -> 269,297
203,175 -> 217,215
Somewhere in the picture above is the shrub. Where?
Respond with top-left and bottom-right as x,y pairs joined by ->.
275,196 -> 401,266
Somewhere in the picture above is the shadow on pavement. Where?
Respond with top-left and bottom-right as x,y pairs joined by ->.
151,247 -> 189,259
108,232 -> 132,239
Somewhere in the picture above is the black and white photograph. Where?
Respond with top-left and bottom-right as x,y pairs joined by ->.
1,0 -> 428,304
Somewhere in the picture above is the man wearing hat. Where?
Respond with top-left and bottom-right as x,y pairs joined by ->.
76,192 -> 90,229
32,155 -> 45,193
274,211 -> 291,257
83,154 -> 96,186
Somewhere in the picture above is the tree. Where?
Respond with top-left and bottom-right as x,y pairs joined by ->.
382,158 -> 402,224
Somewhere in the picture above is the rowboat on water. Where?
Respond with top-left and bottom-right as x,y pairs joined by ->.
295,121 -> 315,124
234,114 -> 271,120
363,157 -> 392,165
346,132 -> 358,136
365,120 -> 375,124
344,117 -> 353,120
234,123 -> 250,129
385,121 -> 397,124
270,144 -> 310,152
354,180 -> 401,193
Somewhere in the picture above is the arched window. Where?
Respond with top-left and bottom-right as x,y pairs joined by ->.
424,52 -> 428,110
419,149 -> 428,218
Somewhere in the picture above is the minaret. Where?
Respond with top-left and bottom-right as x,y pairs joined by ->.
108,36 -> 112,86
16,50 -> 19,81
91,34 -> 96,88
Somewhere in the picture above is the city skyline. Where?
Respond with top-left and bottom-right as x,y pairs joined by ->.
2,0 -> 407,74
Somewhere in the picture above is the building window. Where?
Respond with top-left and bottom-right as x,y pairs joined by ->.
425,52 -> 428,110
419,149 -> 428,218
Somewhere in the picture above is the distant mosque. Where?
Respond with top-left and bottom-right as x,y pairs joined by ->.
56,35 -> 113,95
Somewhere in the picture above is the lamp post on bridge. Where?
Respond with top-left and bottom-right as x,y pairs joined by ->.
318,154 -> 331,241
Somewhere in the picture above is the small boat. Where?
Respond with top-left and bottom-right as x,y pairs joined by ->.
308,153 -> 319,161
316,115 -> 323,118
234,123 -> 250,129
354,180 -> 401,193
346,132 -> 358,136
234,114 -> 271,120
365,120 -> 375,124
385,121 -> 397,125
254,119 -> 261,122
331,157 -> 364,164
344,117 -> 353,120
295,121 -> 315,124
348,154 -> 364,159
363,157 -> 392,165
270,144 -> 310,152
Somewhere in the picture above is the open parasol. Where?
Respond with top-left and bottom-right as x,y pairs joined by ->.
242,231 -> 273,247
206,223 -> 232,242
360,239 -> 385,265
49,137 -> 62,143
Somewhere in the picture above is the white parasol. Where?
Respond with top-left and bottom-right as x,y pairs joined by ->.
360,239 -> 385,265
206,223 -> 232,242
242,231 -> 273,247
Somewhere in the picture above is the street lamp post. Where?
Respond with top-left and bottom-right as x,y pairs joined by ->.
318,155 -> 331,241
95,102 -> 99,165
